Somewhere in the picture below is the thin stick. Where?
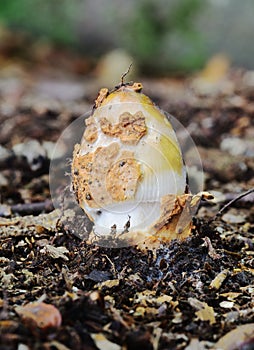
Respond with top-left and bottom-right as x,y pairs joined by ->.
208,188 -> 254,223
121,63 -> 133,85
11,199 -> 53,216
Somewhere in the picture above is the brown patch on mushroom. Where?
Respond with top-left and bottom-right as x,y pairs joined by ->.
72,144 -> 94,209
100,111 -> 147,145
106,150 -> 141,201
72,142 -> 121,209
153,194 -> 194,241
83,116 -> 98,143
94,88 -> 109,108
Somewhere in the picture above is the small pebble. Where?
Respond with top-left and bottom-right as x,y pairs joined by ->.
222,210 -> 246,224
12,140 -> 47,171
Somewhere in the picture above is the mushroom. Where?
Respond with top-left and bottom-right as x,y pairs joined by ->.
72,82 -> 206,247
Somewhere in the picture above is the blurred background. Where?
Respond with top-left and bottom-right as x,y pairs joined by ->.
0,0 -> 254,218
0,0 -> 254,77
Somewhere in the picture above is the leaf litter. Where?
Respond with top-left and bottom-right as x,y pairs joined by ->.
0,42 -> 253,349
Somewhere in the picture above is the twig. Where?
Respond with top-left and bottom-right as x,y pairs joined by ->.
10,199 -> 53,216
121,63 -> 133,86
101,254 -> 117,277
208,188 -> 254,223
202,236 -> 221,259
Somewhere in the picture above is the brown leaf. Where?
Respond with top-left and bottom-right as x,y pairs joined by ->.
188,297 -> 216,325
209,269 -> 229,290
42,244 -> 69,261
91,333 -> 121,350
195,305 -> 216,325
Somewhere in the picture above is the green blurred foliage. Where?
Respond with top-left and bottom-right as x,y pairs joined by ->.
0,0 -> 78,46
0,0 -> 205,74
123,0 -> 205,74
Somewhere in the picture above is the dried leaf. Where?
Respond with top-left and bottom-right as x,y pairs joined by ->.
134,291 -> 172,307
156,295 -> 173,304
133,306 -> 146,317
91,333 -> 121,350
209,269 -> 229,289
97,279 -> 120,289
202,236 -> 221,259
0,209 -> 65,238
0,270 -> 17,289
220,292 -> 242,301
188,297 -> 216,325
195,305 -> 216,325
134,290 -> 156,306
219,301 -> 234,309
42,244 -> 69,261
136,306 -> 159,317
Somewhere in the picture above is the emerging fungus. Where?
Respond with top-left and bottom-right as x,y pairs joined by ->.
72,82 -> 209,247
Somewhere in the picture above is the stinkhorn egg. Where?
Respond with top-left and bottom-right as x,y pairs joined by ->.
72,82 -> 200,247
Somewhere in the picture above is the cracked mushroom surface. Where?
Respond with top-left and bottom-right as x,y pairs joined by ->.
72,82 -> 190,245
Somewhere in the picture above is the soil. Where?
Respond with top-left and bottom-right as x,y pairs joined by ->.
0,39 -> 253,350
